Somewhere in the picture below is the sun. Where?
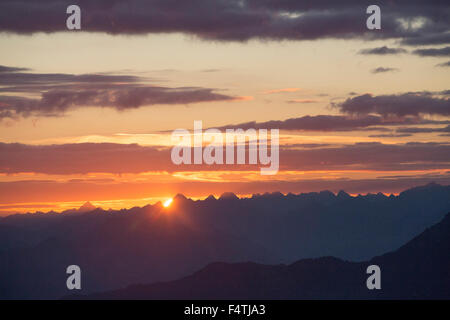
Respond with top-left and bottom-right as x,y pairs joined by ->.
163,198 -> 173,208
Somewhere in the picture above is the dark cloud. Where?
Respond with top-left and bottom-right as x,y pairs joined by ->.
1,141 -> 449,175
279,142 -> 450,172
401,33 -> 450,46
412,46 -> 450,57
0,1 -> 448,45
371,67 -> 399,74
337,92 -> 450,117
368,133 -> 412,138
0,67 -> 238,120
214,114 -> 448,132
0,142 -> 170,175
0,65 -> 30,73
358,126 -> 393,132
0,71 -> 140,87
396,125 -> 450,133
359,46 -> 407,55
216,115 -> 386,132
435,61 -> 450,67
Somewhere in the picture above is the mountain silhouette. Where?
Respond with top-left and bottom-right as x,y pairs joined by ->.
218,192 -> 239,200
0,183 -> 449,299
72,212 -> 450,300
77,201 -> 97,213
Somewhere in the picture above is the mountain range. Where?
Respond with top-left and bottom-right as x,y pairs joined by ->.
0,183 -> 449,299
74,211 -> 450,299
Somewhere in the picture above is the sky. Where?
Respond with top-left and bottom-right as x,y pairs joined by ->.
0,0 -> 449,215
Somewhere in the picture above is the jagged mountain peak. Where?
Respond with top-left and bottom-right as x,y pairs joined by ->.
219,192 -> 239,200
78,201 -> 96,212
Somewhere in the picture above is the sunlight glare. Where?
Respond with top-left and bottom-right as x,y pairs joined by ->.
163,198 -> 173,208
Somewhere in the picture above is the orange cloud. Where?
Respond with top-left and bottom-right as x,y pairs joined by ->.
287,99 -> 319,104
263,88 -> 301,94
231,96 -> 254,101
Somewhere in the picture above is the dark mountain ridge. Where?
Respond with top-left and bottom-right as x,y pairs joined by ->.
0,183 -> 449,299
73,212 -> 450,300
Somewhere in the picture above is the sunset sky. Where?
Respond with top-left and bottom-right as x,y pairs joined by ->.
0,0 -> 449,215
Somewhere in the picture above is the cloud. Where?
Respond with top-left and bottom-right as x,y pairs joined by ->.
279,142 -> 450,172
0,87 -> 237,120
263,88 -> 301,94
284,143 -> 332,149
412,46 -> 450,57
368,133 -> 412,138
0,67 -> 238,120
435,61 -> 450,67
0,65 -> 30,73
1,141 -> 449,175
0,142 -> 170,175
214,114 -> 448,132
359,46 -> 450,58
359,46 -> 407,55
371,67 -> 399,74
396,125 -> 450,133
0,1 -> 448,46
216,115 -> 387,132
287,99 -> 318,104
0,71 -> 140,88
337,92 -> 450,117
401,33 -> 450,46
